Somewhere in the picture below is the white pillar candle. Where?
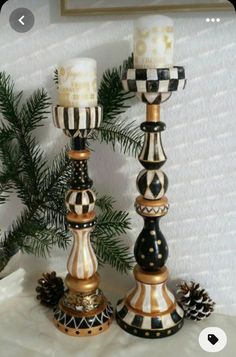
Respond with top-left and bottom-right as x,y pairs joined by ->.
134,15 -> 174,69
58,58 -> 97,107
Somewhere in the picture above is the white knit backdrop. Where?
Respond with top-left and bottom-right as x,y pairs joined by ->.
0,0 -> 235,316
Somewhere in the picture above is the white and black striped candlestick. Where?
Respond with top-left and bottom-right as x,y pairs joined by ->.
52,107 -> 113,337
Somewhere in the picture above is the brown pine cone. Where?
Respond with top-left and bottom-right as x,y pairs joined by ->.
36,271 -> 65,308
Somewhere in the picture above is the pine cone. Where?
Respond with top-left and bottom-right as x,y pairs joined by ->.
177,281 -> 215,321
36,271 -> 65,308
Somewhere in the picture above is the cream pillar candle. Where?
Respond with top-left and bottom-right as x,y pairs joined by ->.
134,15 -> 174,69
58,58 -> 97,107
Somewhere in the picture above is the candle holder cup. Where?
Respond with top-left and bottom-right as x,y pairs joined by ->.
52,105 -> 113,336
115,66 -> 187,338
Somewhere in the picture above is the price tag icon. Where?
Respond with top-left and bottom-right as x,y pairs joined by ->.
199,327 -> 227,352
208,334 -> 219,345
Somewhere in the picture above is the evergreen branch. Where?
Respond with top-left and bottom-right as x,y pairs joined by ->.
96,195 -> 115,212
2,209 -> 70,258
20,225 -> 70,257
0,72 -> 22,124
40,204 -> 66,230
97,119 -> 143,157
0,182 -> 11,204
20,89 -> 51,134
95,55 -> 141,156
42,147 -> 71,205
0,72 -> 49,200
98,67 -> 134,124
54,69 -> 59,85
0,141 -> 30,204
17,136 -> 47,196
0,123 -> 14,145
0,242 -> 12,271
91,232 -> 134,274
92,209 -> 133,273
96,210 -> 130,236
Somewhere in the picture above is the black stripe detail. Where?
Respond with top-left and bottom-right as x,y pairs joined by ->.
75,192 -> 82,205
131,315 -> 143,328
94,107 -> 97,127
63,108 -> 69,129
86,190 -> 94,204
153,133 -> 159,161
54,107 -> 60,127
163,172 -> 168,193
142,133 -> 150,161
86,108 -> 90,129
151,317 -> 163,329
118,305 -> 128,319
171,311 -> 182,323
74,108 -> 79,128
159,136 -> 166,161
65,190 -> 73,202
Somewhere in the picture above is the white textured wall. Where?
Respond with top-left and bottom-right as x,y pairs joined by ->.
0,0 -> 236,315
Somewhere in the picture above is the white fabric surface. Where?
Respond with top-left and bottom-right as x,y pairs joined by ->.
0,0 -> 236,317
0,268 -> 235,357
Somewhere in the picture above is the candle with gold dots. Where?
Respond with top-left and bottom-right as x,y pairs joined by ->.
134,15 -> 174,69
58,58 -> 97,107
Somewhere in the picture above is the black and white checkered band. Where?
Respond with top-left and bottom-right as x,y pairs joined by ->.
52,106 -> 102,131
122,66 -> 186,94
116,300 -> 184,339
65,189 -> 96,215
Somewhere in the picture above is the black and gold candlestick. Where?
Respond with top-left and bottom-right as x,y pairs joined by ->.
115,65 -> 186,338
52,105 -> 113,336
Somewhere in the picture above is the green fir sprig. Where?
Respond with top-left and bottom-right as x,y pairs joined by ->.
0,57 -> 139,274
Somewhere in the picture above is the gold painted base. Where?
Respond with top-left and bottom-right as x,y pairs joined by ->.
53,299 -> 114,337
54,315 -> 113,337
116,266 -> 184,338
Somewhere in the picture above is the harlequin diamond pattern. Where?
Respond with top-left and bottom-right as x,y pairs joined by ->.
137,170 -> 168,200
